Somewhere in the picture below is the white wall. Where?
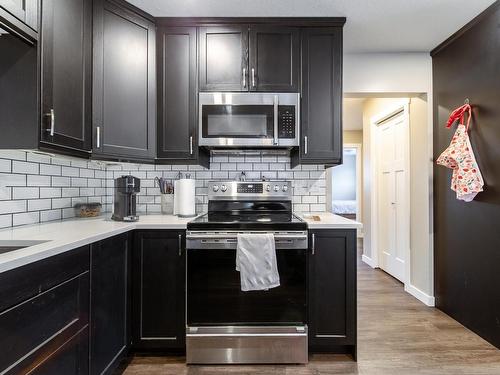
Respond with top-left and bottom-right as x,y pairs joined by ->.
343,52 -> 434,305
344,53 -> 432,94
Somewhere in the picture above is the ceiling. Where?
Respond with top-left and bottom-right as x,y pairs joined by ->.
127,0 -> 495,53
343,98 -> 364,131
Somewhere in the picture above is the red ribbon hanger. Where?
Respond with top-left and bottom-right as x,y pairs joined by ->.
446,103 -> 472,131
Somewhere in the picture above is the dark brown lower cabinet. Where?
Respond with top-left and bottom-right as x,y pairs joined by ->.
90,233 -> 131,375
132,230 -> 186,351
0,246 -> 90,374
308,229 -> 357,359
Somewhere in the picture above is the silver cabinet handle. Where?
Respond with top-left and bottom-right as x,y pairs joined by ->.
178,233 -> 183,256
45,109 -> 55,136
189,136 -> 193,155
304,136 -> 308,154
251,68 -> 256,88
311,233 -> 315,255
273,95 -> 279,145
96,126 -> 101,149
242,67 -> 247,88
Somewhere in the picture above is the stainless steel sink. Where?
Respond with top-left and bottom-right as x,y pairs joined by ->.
0,240 -> 49,255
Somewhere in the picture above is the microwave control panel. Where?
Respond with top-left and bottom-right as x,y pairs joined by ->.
278,106 -> 296,139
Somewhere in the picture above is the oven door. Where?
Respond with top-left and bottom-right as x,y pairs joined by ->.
186,238 -> 307,326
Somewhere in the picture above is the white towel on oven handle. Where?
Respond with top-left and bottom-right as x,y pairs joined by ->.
236,233 -> 280,292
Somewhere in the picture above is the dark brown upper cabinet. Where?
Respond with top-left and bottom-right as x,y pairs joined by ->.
156,26 -> 208,166
249,25 -> 299,92
93,0 -> 156,162
199,24 -> 299,92
0,0 -> 38,42
40,0 -> 92,154
295,27 -> 343,166
199,25 -> 248,92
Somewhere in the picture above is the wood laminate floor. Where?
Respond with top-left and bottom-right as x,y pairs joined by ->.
122,241 -> 500,375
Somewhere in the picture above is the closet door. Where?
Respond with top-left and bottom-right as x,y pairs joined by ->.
376,110 -> 409,282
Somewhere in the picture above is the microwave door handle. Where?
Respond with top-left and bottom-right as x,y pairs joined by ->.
242,67 -> 247,88
273,95 -> 279,145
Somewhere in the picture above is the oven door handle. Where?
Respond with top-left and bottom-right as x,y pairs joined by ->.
187,234 -> 308,241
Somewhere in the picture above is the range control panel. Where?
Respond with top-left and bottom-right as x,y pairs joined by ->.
208,181 -> 292,200
278,106 -> 296,139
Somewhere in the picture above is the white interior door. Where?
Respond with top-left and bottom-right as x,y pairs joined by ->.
376,111 -> 409,282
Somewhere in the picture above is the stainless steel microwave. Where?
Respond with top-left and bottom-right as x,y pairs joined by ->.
198,92 -> 300,148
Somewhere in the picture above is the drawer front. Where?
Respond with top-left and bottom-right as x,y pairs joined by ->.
0,272 -> 89,374
0,245 -> 90,312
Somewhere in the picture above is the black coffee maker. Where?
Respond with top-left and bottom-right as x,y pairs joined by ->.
112,175 -> 140,222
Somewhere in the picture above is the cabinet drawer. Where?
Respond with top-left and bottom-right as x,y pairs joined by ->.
0,245 -> 90,312
0,272 -> 89,374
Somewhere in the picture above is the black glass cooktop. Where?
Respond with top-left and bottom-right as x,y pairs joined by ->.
187,212 -> 307,231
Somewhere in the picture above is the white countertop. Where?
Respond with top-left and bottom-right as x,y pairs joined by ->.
0,212 -> 361,274
0,214 -> 194,274
297,212 -> 363,229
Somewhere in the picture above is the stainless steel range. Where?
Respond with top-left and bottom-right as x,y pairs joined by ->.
186,181 -> 308,364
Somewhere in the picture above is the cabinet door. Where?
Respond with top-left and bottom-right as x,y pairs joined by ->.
157,26 -> 198,161
199,25 -> 248,91
249,26 -> 299,92
300,28 -> 342,165
133,231 -> 186,350
308,229 -> 356,356
30,328 -> 89,375
0,0 -> 38,31
40,0 -> 92,153
90,234 -> 130,375
0,273 -> 89,374
93,0 -> 156,161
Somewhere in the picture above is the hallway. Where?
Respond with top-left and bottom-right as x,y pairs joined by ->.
122,247 -> 500,374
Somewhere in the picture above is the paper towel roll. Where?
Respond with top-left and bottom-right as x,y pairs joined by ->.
174,178 -> 196,217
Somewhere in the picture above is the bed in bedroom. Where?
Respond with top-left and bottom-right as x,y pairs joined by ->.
332,200 -> 357,220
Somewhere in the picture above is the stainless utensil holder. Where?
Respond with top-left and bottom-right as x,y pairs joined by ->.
161,194 -> 174,215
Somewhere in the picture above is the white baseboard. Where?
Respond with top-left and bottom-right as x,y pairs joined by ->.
362,254 -> 377,268
405,283 -> 435,307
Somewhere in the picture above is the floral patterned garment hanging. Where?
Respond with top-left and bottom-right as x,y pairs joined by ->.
436,104 -> 484,202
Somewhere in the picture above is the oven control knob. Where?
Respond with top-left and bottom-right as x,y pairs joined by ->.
282,185 -> 288,192
266,184 -> 271,192
212,185 -> 219,192
273,185 -> 280,192
221,184 -> 227,192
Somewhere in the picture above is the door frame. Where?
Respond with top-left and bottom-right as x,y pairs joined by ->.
369,99 -> 411,286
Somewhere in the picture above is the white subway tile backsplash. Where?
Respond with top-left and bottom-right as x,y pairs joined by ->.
27,175 -> 51,187
0,214 -> 12,228
27,152 -> 51,164
62,166 -> 79,177
13,187 -> 39,199
0,187 -> 11,200
13,212 -> 39,226
40,164 -> 61,176
51,176 -> 71,187
40,187 -> 61,198
41,209 -> 62,222
0,150 -> 26,161
0,153 -> 327,228
0,200 -> 26,214
52,198 -> 72,209
12,161 -> 39,174
220,163 -> 236,170
1,173 -> 26,187
0,159 -> 11,173
28,199 -> 52,211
